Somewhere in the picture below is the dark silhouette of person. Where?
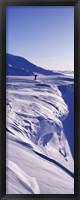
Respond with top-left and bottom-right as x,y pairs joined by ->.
34,74 -> 38,80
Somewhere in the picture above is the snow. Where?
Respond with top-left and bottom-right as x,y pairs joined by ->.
8,64 -> 12,68
6,159 -> 40,194
6,73 -> 74,194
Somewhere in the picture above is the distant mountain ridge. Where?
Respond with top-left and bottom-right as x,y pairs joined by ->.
6,54 -> 61,76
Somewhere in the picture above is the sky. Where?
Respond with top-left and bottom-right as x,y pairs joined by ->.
6,6 -> 74,71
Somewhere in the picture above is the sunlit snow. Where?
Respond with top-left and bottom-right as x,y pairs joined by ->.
6,73 -> 74,194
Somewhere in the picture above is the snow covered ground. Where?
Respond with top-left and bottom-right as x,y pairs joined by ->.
6,73 -> 74,194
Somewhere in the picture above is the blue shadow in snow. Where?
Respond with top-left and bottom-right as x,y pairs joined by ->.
36,83 -> 51,87
33,150 -> 74,178
43,133 -> 53,146
58,85 -> 74,158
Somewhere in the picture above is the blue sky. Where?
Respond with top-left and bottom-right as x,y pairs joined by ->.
6,6 -> 74,71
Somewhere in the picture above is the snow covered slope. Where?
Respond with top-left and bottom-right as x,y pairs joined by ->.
6,54 -> 60,76
6,73 -> 74,194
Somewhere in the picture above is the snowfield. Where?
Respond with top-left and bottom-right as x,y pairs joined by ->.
6,73 -> 74,194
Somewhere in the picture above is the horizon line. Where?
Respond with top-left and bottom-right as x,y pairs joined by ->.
6,52 -> 74,71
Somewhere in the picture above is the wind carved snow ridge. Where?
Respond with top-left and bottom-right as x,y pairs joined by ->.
33,150 -> 74,178
6,77 -> 73,165
6,73 -> 74,194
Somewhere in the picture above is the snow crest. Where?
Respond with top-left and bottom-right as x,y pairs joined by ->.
6,75 -> 74,194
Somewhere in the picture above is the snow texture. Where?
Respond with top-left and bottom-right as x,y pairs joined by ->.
6,55 -> 74,194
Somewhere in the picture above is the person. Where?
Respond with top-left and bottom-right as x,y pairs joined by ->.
34,74 -> 38,80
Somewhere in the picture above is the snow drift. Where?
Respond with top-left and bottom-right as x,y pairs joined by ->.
6,61 -> 74,194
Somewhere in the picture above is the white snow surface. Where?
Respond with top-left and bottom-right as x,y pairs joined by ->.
6,74 -> 74,194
